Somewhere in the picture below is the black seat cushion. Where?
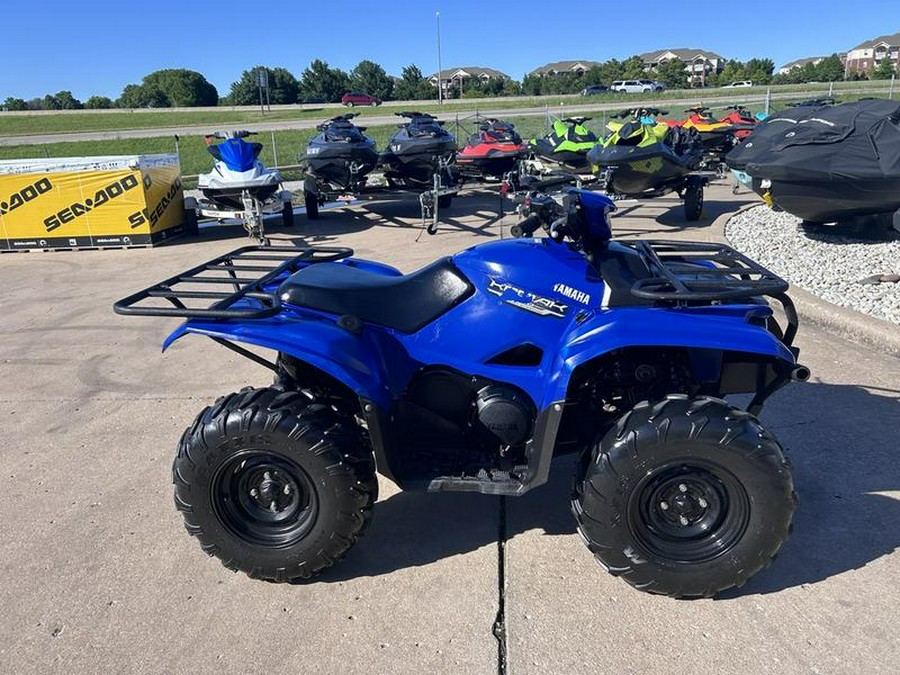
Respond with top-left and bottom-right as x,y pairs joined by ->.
278,258 -> 474,333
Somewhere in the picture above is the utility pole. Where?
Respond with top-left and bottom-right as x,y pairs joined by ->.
436,11 -> 443,105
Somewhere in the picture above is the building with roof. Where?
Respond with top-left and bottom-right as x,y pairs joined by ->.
527,60 -> 603,78
428,67 -> 510,94
778,56 -> 828,75
640,48 -> 726,86
844,33 -> 900,75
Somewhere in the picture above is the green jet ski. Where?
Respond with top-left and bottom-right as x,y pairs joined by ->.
527,116 -> 598,173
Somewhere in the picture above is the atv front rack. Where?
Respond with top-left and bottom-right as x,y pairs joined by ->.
625,240 -> 798,344
113,246 -> 352,319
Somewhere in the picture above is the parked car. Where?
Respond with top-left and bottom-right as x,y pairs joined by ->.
581,84 -> 609,96
721,80 -> 753,88
342,92 -> 381,107
610,79 -> 665,93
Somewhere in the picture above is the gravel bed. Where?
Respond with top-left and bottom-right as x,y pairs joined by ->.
726,205 -> 900,325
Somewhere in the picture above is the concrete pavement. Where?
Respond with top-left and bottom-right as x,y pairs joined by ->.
0,183 -> 898,673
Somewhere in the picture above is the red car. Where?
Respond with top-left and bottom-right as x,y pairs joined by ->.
341,92 -> 381,107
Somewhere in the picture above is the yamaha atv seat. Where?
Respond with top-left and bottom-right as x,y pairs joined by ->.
278,258 -> 474,333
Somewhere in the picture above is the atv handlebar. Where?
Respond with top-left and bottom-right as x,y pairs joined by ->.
510,213 -> 543,238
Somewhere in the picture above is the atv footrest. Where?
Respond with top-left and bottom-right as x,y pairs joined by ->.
113,245 -> 352,319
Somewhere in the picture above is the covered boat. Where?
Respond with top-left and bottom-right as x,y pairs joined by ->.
725,98 -> 900,223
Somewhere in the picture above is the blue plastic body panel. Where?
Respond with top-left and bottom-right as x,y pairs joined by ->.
215,139 -> 259,172
163,237 -> 795,414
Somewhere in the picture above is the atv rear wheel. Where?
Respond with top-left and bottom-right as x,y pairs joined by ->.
304,190 -> 320,220
572,395 -> 795,598
173,387 -> 377,582
684,183 -> 703,221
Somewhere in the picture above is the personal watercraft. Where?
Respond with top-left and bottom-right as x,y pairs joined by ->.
192,130 -> 292,240
456,117 -> 527,179
301,114 -> 379,193
718,105 -> 759,140
725,98 -> 900,224
589,109 -> 703,197
527,117 -> 598,173
379,112 -> 457,188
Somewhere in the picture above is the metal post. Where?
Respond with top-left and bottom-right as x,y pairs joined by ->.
271,131 -> 278,168
436,11 -> 443,105
174,134 -> 180,158
890,74 -> 896,99
828,81 -> 834,97
765,87 -> 771,115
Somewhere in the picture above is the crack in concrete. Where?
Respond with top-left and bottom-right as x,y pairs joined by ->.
492,496 -> 508,675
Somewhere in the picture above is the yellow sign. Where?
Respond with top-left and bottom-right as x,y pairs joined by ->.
0,154 -> 186,250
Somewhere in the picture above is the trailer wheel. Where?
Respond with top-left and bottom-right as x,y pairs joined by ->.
437,194 -> 453,209
304,190 -> 320,220
572,396 -> 795,598
183,207 -> 199,237
173,387 -> 378,582
281,200 -> 294,228
684,183 -> 704,221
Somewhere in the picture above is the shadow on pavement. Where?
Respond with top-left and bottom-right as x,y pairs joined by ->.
318,380 -> 900,597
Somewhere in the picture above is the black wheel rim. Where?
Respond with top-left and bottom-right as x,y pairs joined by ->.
628,459 -> 749,564
212,451 -> 318,548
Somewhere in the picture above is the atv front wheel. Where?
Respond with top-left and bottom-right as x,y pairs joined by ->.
572,395 -> 795,598
173,387 -> 377,582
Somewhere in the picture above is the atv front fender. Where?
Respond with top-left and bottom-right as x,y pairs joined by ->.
545,306 -> 796,406
163,317 -> 394,410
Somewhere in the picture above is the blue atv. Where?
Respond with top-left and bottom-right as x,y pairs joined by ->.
115,189 -> 808,598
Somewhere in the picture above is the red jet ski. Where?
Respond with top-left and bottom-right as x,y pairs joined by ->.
718,105 -> 758,140
456,118 -> 527,179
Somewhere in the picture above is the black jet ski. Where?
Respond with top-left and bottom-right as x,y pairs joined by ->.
379,112 -> 457,188
588,109 -> 703,197
300,113 -> 378,193
527,117 -> 598,173
725,98 -> 900,223
456,117 -> 527,179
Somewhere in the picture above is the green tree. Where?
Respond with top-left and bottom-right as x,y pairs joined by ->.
872,57 -> 897,80
117,83 -> 170,108
54,90 -> 82,109
520,74 -> 543,95
393,64 -> 436,100
744,58 -> 775,84
41,94 -> 61,110
718,60 -> 746,84
225,66 -> 300,105
814,54 -> 845,82
142,69 -> 218,106
84,95 -> 114,109
2,97 -> 27,110
656,59 -> 688,89
596,59 -> 624,86
349,60 -> 394,100
621,55 -> 645,79
299,60 -> 351,103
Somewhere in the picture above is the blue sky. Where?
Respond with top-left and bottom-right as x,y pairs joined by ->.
2,1 -> 897,100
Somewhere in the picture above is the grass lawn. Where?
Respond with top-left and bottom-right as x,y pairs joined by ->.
0,81 -> 890,137
0,91 -> 879,180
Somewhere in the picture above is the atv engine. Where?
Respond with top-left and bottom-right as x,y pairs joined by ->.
398,369 -> 536,476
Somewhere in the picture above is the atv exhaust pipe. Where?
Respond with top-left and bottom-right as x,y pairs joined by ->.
791,365 -> 811,382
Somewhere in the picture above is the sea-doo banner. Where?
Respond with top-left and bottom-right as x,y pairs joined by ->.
0,154 -> 186,250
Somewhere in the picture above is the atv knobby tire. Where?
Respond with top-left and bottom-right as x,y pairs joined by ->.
173,387 -> 377,582
572,395 -> 795,598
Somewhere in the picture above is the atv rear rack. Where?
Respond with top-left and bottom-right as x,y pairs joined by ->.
113,245 -> 352,319
626,239 -> 798,344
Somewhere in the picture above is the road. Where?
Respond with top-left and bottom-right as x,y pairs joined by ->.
0,183 -> 898,674
1,87 -> 891,146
